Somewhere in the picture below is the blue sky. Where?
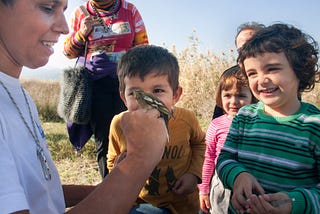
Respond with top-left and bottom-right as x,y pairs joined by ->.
131,0 -> 320,52
22,0 -> 320,78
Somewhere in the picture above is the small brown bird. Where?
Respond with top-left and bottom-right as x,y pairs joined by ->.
133,89 -> 172,140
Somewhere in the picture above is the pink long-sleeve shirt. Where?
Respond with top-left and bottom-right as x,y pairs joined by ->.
198,114 -> 232,194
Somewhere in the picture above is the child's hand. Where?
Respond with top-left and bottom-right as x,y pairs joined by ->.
199,193 -> 211,213
246,192 -> 292,214
232,172 -> 265,213
172,173 -> 198,195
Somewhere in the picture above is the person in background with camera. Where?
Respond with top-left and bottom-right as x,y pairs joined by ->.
63,0 -> 149,178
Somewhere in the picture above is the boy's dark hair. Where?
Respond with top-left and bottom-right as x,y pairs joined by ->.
238,23 -> 320,92
117,45 -> 180,93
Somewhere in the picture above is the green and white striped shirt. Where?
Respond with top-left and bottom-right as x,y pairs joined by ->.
217,101 -> 320,214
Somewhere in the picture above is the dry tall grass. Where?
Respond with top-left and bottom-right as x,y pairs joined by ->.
21,79 -> 63,122
21,42 -> 320,184
174,39 -> 236,128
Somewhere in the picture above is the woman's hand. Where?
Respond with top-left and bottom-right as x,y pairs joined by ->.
246,193 -> 292,214
79,15 -> 95,37
121,109 -> 167,170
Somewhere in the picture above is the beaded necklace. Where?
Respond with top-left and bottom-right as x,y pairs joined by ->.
90,0 -> 120,28
0,79 -> 51,180
90,0 -> 120,17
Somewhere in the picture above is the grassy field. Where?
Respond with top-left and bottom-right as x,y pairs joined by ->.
22,42 -> 320,185
42,122 -> 101,184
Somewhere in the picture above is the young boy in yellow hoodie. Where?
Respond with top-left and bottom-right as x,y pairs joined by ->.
107,45 -> 206,214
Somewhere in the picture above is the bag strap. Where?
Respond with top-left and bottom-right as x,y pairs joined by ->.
80,5 -> 90,16
83,41 -> 88,66
75,5 -> 90,69
74,42 -> 88,69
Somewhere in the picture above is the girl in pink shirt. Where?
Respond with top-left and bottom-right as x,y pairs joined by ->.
199,65 -> 256,213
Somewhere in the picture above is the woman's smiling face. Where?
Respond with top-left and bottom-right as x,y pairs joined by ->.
0,0 -> 69,76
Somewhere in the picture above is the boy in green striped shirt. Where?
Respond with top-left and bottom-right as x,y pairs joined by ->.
217,23 -> 320,214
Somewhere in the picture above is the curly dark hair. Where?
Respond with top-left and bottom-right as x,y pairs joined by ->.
237,23 -> 319,92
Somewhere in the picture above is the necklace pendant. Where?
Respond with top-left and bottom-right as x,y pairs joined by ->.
99,18 -> 106,27
0,81 -> 52,181
93,16 -> 105,27
37,146 -> 52,180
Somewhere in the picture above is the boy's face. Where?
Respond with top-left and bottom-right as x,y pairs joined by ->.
221,85 -> 252,118
120,70 -> 182,112
243,52 -> 300,116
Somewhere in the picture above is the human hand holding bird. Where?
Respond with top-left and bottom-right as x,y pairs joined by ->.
132,89 -> 172,141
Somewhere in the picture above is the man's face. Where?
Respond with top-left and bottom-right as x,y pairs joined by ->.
236,29 -> 256,51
